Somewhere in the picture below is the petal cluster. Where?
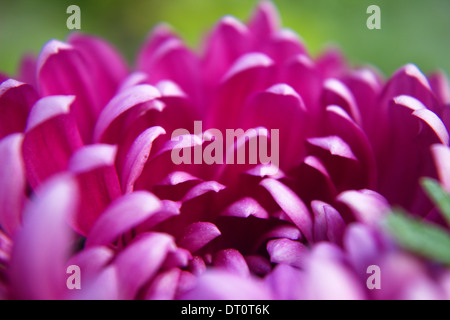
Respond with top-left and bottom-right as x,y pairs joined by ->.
0,1 -> 449,300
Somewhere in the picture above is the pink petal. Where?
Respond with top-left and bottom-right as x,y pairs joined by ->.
0,134 -> 26,236
143,268 -> 181,300
322,78 -> 362,125
431,144 -> 450,192
118,126 -> 166,193
280,54 -> 321,116
312,200 -> 345,245
207,52 -> 275,131
240,83 -> 308,171
93,84 -> 161,143
202,16 -> 250,87
248,0 -> 280,46
267,238 -> 308,268
179,270 -> 274,300
37,40 -> 102,142
113,232 -> 176,299
0,79 -> 37,139
67,144 -> 122,235
22,95 -> 83,189
177,222 -> 221,253
213,249 -> 250,277
220,197 -> 269,219
68,33 -> 128,107
85,191 -> 162,247
304,243 -> 366,300
337,189 -> 389,225
9,175 -> 78,299
265,263 -> 305,299
67,246 -> 114,283
260,178 -> 313,242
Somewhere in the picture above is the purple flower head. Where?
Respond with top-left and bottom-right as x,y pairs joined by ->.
0,1 -> 449,300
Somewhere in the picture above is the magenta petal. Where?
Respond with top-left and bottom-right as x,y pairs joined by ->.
428,70 -> 450,106
266,238 -> 308,268
337,189 -> 389,225
67,246 -> 114,283
380,64 -> 438,116
323,78 -> 362,125
208,52 -> 274,131
0,134 -> 26,236
143,268 -> 181,300
280,54 -> 321,116
68,144 -> 121,235
431,144 -> 450,192
37,40 -> 101,141
260,178 -> 313,242
265,263 -> 305,299
9,175 -> 78,299
118,126 -> 166,193
93,84 -> 161,143
202,16 -> 250,86
22,95 -> 83,189
113,232 -> 176,299
0,79 -> 37,139
177,222 -> 221,253
75,265 -> 119,300
304,243 -> 366,300
220,197 -> 269,219
412,108 -> 449,145
86,191 -> 162,247
240,83 -> 308,170
68,33 -> 128,107
264,29 -> 307,63
179,270 -> 273,300
343,223 -> 381,279
248,0 -> 280,46
213,249 -> 250,277
312,200 -> 345,245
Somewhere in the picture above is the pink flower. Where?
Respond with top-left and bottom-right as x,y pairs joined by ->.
0,1 -> 449,300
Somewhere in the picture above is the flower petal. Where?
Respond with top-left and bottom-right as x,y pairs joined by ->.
0,79 -> 37,139
22,95 -> 83,189
260,178 -> 313,242
113,232 -> 176,299
213,249 -> 250,277
267,238 -> 308,268
0,134 -> 26,236
177,222 -> 221,253
9,175 -> 78,299
86,191 -> 162,247
67,144 -> 122,235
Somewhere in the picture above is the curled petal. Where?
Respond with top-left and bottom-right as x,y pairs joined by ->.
220,197 -> 269,219
248,0 -> 280,45
68,144 -> 122,235
267,238 -> 308,268
213,249 -> 250,277
323,78 -> 362,125
431,144 -> 450,192
113,232 -> 176,299
9,175 -> 78,299
177,222 -> 221,253
179,270 -> 273,300
0,79 -> 37,139
0,134 -> 26,236
93,84 -> 161,143
23,95 -> 83,189
260,178 -> 313,242
143,268 -> 182,300
119,126 -> 166,193
265,263 -> 305,300
337,189 -> 390,225
86,191 -> 162,247
312,200 -> 345,245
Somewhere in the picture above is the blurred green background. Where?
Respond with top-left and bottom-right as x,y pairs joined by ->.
0,0 -> 449,78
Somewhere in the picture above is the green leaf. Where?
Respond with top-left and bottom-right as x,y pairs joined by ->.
386,209 -> 450,266
421,177 -> 450,227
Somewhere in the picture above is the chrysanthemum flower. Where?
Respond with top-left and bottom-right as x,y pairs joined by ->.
1,1 -> 449,300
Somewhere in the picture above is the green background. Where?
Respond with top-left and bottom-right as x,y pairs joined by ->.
0,0 -> 449,79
